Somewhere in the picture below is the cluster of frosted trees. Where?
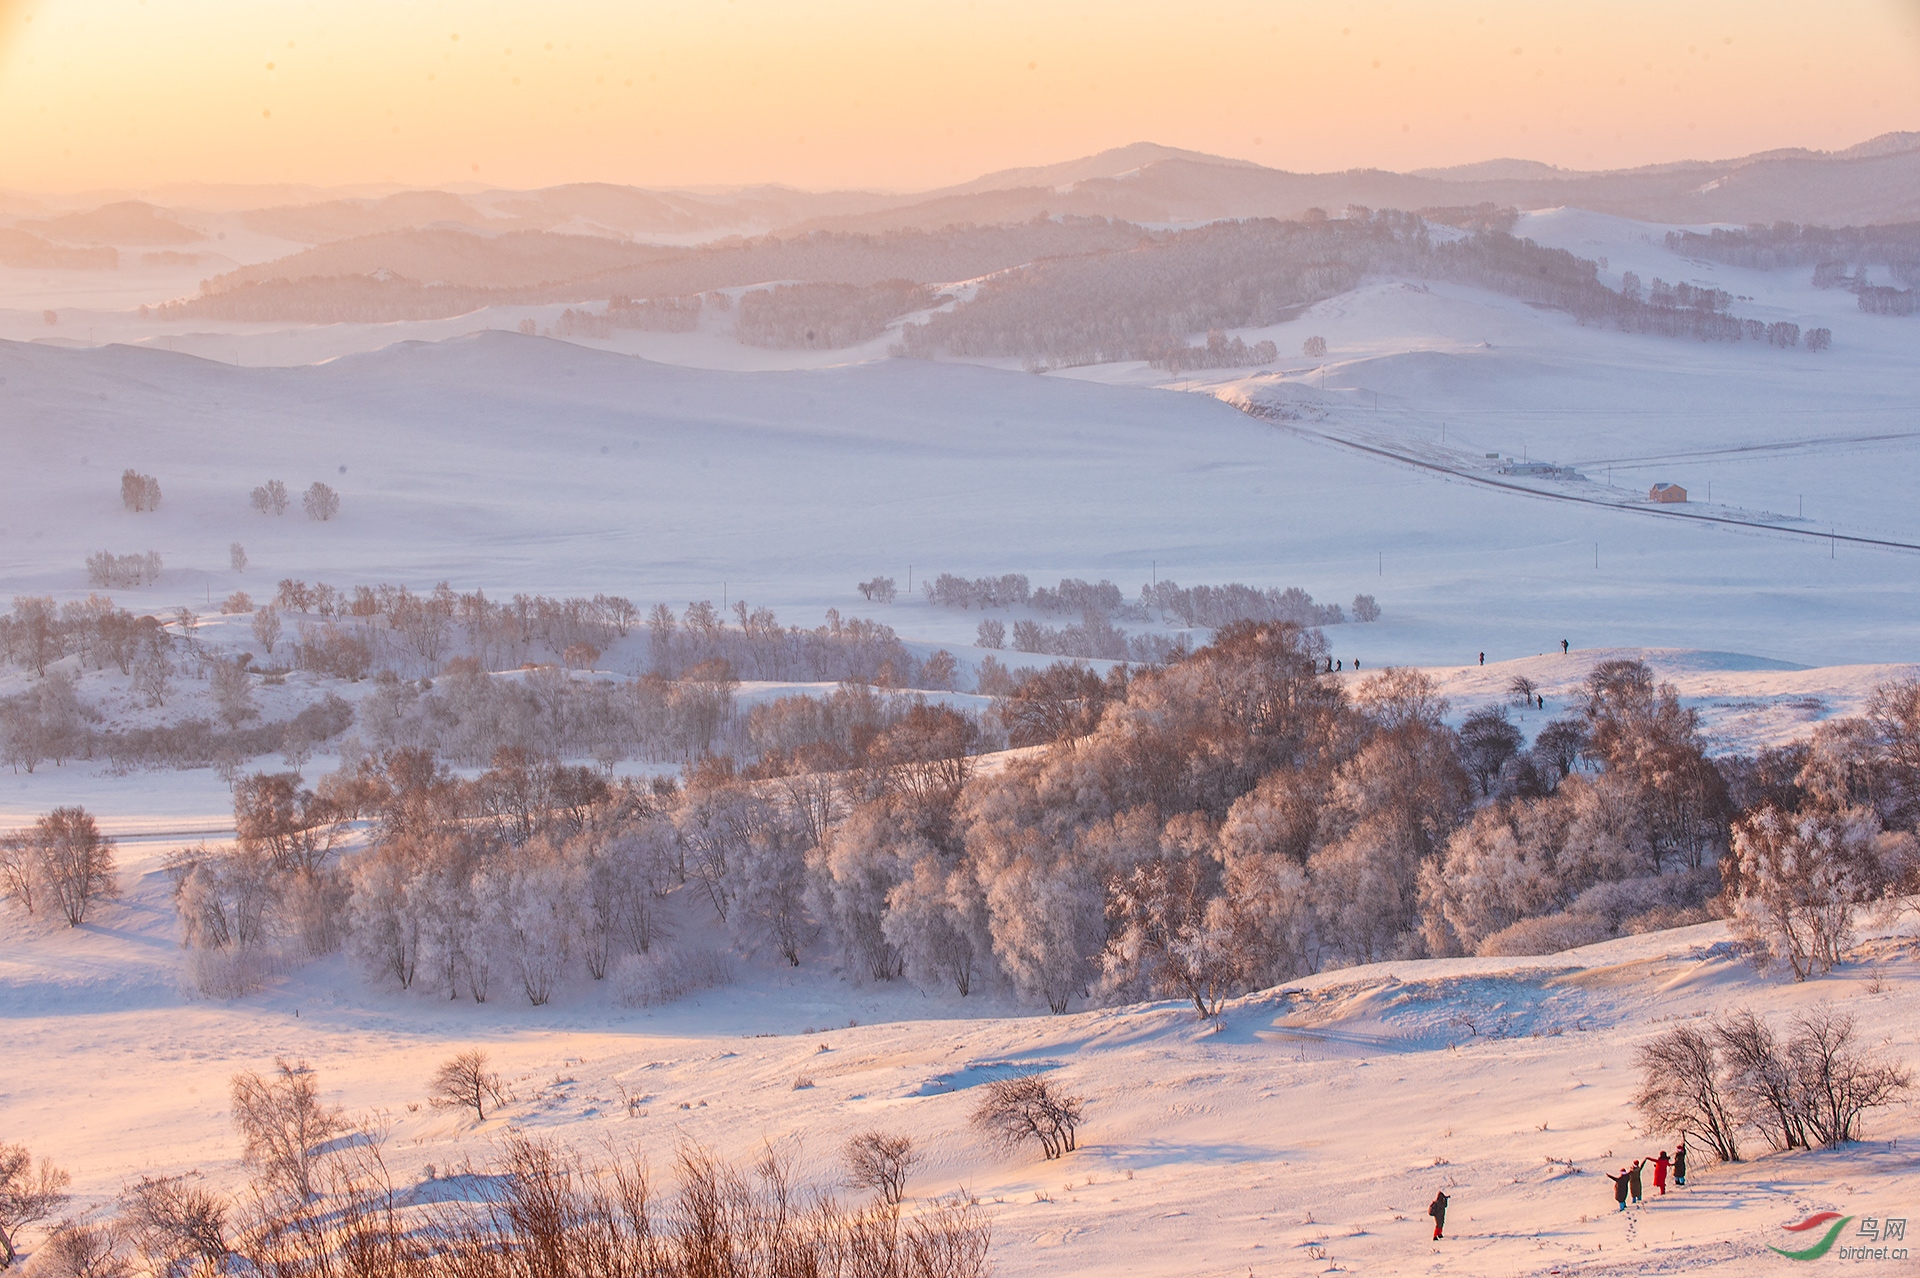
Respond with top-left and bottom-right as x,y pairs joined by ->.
354,662 -> 739,767
84,551 -> 163,588
191,624 -> 1918,1017
0,593 -> 355,775
926,571 -> 1363,661
1143,329 -> 1279,372
270,581 -> 922,686
554,294 -> 704,337
736,280 -> 943,349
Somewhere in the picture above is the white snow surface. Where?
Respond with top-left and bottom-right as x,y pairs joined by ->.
4,840 -> 1919,1277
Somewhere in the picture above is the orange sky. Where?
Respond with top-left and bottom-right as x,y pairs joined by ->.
1,0 -> 1917,194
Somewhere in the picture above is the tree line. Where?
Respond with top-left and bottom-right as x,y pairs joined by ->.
21,624 -> 1900,1018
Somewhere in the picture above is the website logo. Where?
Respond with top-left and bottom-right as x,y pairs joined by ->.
1769,1211 -> 1909,1262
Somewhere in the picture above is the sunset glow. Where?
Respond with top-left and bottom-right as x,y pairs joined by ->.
1,0 -> 1917,194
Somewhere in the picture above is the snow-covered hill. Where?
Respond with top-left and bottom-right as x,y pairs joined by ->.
3,837 -> 1917,1277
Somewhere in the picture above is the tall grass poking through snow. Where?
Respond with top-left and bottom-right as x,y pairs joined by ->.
231,1134 -> 990,1278
613,946 -> 736,1008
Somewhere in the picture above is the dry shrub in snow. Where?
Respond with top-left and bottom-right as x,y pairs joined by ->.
1633,1022 -> 1744,1163
612,946 -> 735,1008
1475,910 -> 1612,957
229,1059 -> 349,1204
117,1175 -> 227,1278
1634,1007 -> 1911,1161
427,1050 -> 506,1121
21,1219 -> 123,1278
842,1131 -> 921,1206
221,1133 -> 987,1278
970,1074 -> 1084,1161
0,1144 -> 71,1269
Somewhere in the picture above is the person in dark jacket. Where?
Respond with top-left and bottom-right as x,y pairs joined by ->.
1627,1159 -> 1644,1204
1428,1190 -> 1448,1240
1608,1169 -> 1630,1211
1673,1141 -> 1687,1186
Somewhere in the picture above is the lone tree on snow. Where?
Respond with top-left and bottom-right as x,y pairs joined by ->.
23,807 -> 116,928
970,1073 -> 1083,1161
251,605 -> 282,657
121,470 -> 161,512
841,1130 -> 921,1206
302,482 -> 340,522
429,1049 -> 507,1121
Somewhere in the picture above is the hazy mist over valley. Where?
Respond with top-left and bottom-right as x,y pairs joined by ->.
3,4 -> 1920,1276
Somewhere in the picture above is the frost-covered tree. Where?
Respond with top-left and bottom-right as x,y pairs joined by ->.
1725,804 -> 1882,979
121,469 -> 161,512
251,605 -> 282,657
229,543 -> 248,574
211,657 -> 259,728
250,480 -> 289,515
26,806 -> 114,927
1100,833 -> 1241,1019
302,482 -> 340,522
815,803 -> 928,981
884,854 -> 994,996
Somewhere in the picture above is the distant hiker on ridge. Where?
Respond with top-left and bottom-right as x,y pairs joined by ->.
1652,1151 -> 1670,1196
1608,1169 -> 1631,1212
1428,1190 -> 1448,1240
1561,639 -> 1569,654
1478,652 -> 1484,666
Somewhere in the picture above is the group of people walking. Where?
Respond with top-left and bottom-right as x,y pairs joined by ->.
1423,1141 -> 1688,1246
1608,1143 -> 1687,1211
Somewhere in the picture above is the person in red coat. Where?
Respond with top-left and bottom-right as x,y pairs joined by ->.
1652,1151 -> 1670,1196
1428,1190 -> 1449,1240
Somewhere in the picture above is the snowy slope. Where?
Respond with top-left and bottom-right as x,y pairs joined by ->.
2,838 -> 1917,1277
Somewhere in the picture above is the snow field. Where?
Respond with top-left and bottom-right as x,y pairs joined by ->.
4,838 -> 1918,1276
